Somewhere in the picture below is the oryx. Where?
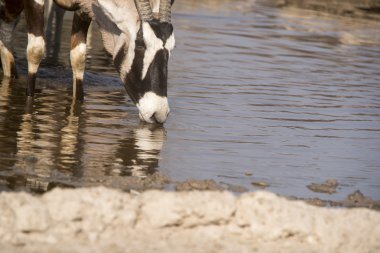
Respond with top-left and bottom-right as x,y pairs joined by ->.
0,0 -> 175,123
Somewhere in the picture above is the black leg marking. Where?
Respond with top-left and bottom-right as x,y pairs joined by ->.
11,60 -> 18,79
26,73 -> 36,97
74,78 -> 84,101
25,96 -> 34,114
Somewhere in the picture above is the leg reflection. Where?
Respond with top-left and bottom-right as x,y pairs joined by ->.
58,99 -> 84,178
0,77 -> 11,98
14,90 -> 68,192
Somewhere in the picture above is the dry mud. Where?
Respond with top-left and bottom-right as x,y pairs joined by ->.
1,187 -> 380,253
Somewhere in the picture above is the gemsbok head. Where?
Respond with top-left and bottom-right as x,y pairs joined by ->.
93,0 -> 175,123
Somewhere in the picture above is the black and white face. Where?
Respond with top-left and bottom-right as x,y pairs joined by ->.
124,20 -> 175,124
95,0 -> 174,123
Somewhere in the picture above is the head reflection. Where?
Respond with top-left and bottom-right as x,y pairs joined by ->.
114,125 -> 166,177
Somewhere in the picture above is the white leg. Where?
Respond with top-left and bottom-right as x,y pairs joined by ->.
70,11 -> 91,100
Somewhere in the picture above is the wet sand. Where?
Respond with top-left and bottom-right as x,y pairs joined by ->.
0,187 -> 379,253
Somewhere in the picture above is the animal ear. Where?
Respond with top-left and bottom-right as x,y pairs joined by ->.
171,0 -> 175,5
96,0 -> 138,33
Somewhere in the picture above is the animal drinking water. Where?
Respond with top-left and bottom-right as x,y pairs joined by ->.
0,0 -> 175,123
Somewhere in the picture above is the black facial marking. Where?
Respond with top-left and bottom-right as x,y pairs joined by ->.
146,50 -> 168,96
120,20 -> 173,104
124,47 -> 168,99
146,19 -> 173,45
135,28 -> 145,48
123,36 -> 145,100
113,43 -> 126,72
113,43 -> 139,104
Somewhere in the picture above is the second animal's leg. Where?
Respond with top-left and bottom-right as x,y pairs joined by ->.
70,11 -> 91,100
23,0 -> 45,97
0,18 -> 19,78
52,6 -> 65,60
45,1 -> 65,63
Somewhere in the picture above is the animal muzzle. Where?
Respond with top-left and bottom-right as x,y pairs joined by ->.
137,92 -> 170,124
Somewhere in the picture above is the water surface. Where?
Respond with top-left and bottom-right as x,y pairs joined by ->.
1,0 -> 380,200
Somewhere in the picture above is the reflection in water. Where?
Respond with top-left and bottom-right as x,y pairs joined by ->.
114,126 -> 165,177
0,79 -> 165,192
0,78 -> 11,98
58,100 -> 82,174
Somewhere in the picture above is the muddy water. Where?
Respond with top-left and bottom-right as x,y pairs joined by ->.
1,0 -> 380,200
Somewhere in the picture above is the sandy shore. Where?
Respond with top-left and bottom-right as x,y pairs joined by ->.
0,187 -> 379,253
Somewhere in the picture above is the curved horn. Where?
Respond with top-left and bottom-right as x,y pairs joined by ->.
159,0 -> 171,23
134,0 -> 153,21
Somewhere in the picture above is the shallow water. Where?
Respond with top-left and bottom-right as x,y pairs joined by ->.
1,0 -> 380,200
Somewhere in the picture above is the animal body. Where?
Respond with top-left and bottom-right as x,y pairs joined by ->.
0,0 -> 175,123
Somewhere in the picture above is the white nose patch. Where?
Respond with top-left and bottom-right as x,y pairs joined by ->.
137,92 -> 170,123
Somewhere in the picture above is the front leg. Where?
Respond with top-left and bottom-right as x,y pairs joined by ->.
23,0 -> 46,97
70,11 -> 91,101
